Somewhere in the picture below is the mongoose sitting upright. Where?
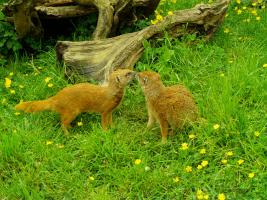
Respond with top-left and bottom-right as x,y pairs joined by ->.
137,71 -> 198,143
15,69 -> 136,134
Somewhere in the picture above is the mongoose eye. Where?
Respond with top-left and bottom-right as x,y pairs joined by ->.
116,76 -> 120,83
143,77 -> 148,84
126,72 -> 132,77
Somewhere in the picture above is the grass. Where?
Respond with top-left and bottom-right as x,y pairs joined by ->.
1,0 -> 267,199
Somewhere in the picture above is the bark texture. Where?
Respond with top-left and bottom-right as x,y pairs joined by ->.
56,0 -> 230,82
2,0 -> 160,39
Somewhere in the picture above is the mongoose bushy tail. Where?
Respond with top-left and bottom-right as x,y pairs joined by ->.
15,99 -> 53,113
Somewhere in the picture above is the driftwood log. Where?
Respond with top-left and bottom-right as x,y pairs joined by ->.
2,0 -> 160,39
56,0 -> 230,82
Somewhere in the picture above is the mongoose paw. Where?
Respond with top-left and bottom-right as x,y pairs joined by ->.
161,137 -> 167,144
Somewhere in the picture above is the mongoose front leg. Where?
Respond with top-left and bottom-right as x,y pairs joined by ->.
107,112 -> 113,127
101,112 -> 110,131
61,124 -> 70,136
159,119 -> 168,144
147,108 -> 155,129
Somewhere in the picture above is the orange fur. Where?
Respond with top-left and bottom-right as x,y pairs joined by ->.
137,71 -> 198,143
15,69 -> 136,135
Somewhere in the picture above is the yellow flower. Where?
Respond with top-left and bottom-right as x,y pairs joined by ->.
252,2 -> 257,6
173,176 -> 180,183
236,0 -> 241,4
263,64 -> 267,68
251,10 -> 257,15
242,6 -> 247,10
248,172 -> 255,178
134,159 -> 142,165
200,148 -> 206,154
89,176 -> 95,181
46,140 -> 53,145
221,159 -> 228,164
254,131 -> 260,137
224,28 -> 230,33
256,16 -> 261,21
151,19 -> 158,25
10,89 -> 16,94
56,144 -> 64,148
180,143 -> 189,150
185,166 -> 192,173
237,9 -> 242,15
14,112 -> 20,116
45,77 -> 52,83
197,190 -> 208,199
226,151 -> 234,156
258,0 -> 263,3
262,5 -> 266,9
237,159 -> 244,165
9,72 -> 14,76
156,14 -> 163,21
197,165 -> 203,170
77,121 -> 83,126
48,83 -> 53,88
167,11 -> 173,16
197,189 -> 203,196
189,134 -> 196,139
5,78 -> 12,88
201,160 -> 209,167
218,193 -> 226,200
213,124 -> 220,130
172,0 -> 176,3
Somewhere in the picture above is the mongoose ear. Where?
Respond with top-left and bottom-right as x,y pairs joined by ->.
116,76 -> 121,83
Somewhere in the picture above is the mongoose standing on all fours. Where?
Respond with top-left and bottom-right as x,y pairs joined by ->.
137,71 -> 199,143
15,69 -> 136,135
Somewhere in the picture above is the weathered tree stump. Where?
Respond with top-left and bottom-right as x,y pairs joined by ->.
56,0 -> 230,82
2,0 -> 160,39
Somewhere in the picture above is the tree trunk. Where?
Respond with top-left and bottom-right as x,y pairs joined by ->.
56,0 -> 230,82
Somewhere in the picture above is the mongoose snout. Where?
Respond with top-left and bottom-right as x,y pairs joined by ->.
137,71 -> 199,143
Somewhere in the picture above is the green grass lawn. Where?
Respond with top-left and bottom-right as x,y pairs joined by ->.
1,0 -> 267,199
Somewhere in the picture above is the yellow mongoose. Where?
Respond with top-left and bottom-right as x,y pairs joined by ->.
137,71 -> 198,143
15,69 -> 136,134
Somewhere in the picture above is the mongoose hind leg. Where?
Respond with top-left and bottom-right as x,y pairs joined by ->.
60,111 -> 79,136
